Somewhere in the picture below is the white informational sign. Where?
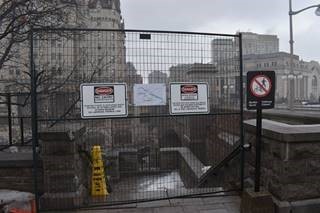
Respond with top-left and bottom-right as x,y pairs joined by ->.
133,84 -> 167,106
170,82 -> 209,115
80,83 -> 128,118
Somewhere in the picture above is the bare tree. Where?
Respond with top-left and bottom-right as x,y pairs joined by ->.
0,0 -> 84,110
0,0 -> 80,71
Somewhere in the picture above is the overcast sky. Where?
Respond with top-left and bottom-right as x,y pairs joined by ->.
122,0 -> 320,62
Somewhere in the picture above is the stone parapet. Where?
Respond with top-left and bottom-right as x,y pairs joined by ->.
244,119 -> 320,202
38,126 -> 88,210
0,152 -> 43,193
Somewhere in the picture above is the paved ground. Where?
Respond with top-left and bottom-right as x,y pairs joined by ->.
60,195 -> 240,213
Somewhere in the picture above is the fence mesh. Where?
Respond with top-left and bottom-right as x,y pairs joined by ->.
31,29 -> 243,209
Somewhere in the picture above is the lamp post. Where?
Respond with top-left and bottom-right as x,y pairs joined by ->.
288,0 -> 320,110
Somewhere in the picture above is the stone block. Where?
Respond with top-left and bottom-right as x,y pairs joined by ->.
105,153 -> 120,181
42,155 -> 81,171
38,126 -> 86,142
39,185 -> 87,210
43,170 -> 80,193
188,140 -> 206,163
179,157 -> 197,188
41,140 -> 77,156
273,197 -> 320,213
289,143 -> 320,160
0,167 -> 43,194
159,150 -> 179,170
306,158 -> 320,176
119,150 -> 138,174
268,181 -> 320,201
240,188 -> 275,213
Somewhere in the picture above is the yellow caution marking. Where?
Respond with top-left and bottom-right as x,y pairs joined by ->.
91,145 -> 109,197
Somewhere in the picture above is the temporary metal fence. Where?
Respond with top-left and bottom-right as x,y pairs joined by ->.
30,28 -> 244,211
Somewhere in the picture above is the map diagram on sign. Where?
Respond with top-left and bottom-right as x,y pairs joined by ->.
134,84 -> 167,106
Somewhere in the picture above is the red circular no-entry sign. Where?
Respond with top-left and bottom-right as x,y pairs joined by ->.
249,75 -> 272,98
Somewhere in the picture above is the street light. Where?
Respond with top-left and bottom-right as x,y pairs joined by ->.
288,0 -> 320,110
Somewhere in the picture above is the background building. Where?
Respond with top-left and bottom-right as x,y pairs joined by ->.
241,32 -> 279,55
148,71 -> 168,84
244,52 -> 320,102
211,32 -> 320,104
211,32 -> 279,65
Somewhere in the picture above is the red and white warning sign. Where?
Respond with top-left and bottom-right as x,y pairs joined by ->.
249,75 -> 272,98
247,71 -> 275,110
170,82 -> 209,115
80,83 -> 128,118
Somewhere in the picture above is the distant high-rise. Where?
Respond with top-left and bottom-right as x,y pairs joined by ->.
211,32 -> 279,63
148,71 -> 168,84
211,39 -> 237,64
241,32 -> 279,55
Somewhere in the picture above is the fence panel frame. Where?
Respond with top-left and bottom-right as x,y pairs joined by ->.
29,28 -> 245,211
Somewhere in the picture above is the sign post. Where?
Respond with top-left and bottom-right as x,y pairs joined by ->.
246,71 -> 275,192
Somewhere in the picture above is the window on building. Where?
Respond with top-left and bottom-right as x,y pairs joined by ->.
51,66 -> 56,72
98,56 -> 103,64
51,40 -> 56,47
57,67 -> 62,75
312,76 -> 317,87
312,76 -> 318,98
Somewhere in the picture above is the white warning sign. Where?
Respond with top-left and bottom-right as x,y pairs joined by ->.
81,83 -> 128,118
170,83 -> 209,115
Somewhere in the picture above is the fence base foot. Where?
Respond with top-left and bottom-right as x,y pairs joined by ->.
240,188 -> 275,213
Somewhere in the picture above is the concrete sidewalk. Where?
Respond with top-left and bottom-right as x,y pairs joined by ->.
61,195 -> 240,213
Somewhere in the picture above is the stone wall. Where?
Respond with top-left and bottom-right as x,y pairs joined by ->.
244,119 -> 320,202
0,152 -> 43,193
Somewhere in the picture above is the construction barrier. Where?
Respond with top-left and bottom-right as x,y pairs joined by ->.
91,145 -> 109,197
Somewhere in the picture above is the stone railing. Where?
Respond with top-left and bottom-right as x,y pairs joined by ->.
244,119 -> 320,212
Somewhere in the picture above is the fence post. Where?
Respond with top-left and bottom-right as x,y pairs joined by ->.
30,27 -> 40,213
239,33 -> 245,191
7,93 -> 12,146
20,117 -> 24,145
